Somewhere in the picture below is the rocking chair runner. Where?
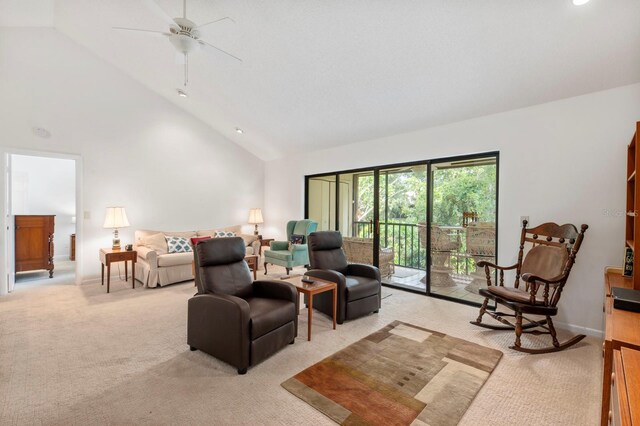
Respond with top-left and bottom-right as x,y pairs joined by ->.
470,220 -> 588,354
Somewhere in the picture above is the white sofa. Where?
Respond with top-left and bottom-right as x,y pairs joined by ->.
134,225 -> 260,288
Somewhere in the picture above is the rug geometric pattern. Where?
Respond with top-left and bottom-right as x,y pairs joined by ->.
282,320 -> 503,426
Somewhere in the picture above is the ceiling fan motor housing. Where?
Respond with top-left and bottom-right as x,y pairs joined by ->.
169,17 -> 200,53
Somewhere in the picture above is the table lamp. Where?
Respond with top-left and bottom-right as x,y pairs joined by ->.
103,207 -> 130,250
248,208 -> 264,236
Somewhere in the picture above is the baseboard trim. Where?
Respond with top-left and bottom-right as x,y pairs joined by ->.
81,276 -> 101,285
555,320 -> 603,338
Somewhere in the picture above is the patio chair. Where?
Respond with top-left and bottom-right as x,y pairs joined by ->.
417,222 -> 461,287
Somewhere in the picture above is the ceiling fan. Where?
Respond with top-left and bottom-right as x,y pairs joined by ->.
114,0 -> 241,88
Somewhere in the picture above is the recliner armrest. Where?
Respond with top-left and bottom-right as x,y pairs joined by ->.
347,263 -> 381,282
136,246 -> 158,268
270,241 -> 289,251
189,293 -> 251,324
187,293 -> 251,371
306,269 -> 347,291
253,280 -> 297,303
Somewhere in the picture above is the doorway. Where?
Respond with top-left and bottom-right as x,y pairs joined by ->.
7,153 -> 79,291
305,152 -> 498,308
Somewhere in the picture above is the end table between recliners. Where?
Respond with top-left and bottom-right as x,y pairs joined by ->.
281,275 -> 337,341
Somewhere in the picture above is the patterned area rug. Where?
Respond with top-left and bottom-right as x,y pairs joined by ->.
282,321 -> 502,426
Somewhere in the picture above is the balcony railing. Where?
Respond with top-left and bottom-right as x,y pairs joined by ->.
352,221 -> 475,274
353,221 -> 425,269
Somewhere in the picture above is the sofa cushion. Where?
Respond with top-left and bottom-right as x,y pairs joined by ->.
345,275 -> 380,302
157,252 -> 194,267
239,234 -> 258,246
247,297 -> 296,339
139,232 -> 168,254
264,250 -> 292,262
164,231 -> 197,240
166,236 -> 193,254
196,229 -> 218,238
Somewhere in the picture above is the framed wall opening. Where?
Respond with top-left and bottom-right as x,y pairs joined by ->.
0,148 -> 83,295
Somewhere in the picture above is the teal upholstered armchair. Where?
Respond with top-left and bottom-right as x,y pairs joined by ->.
263,220 -> 318,275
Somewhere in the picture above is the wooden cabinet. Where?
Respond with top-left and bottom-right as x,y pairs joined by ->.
15,215 -> 55,278
625,122 -> 640,288
603,268 -> 640,425
70,234 -> 76,261
611,347 -> 640,426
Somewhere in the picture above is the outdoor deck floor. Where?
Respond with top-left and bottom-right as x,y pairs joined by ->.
383,265 -> 485,304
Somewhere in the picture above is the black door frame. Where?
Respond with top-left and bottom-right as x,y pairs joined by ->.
304,151 -> 499,308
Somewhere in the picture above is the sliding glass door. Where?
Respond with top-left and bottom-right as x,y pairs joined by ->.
305,152 -> 498,307
429,157 -> 498,304
378,164 -> 427,290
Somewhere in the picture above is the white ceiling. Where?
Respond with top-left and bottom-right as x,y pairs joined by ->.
0,0 -> 53,26
7,1 -> 640,160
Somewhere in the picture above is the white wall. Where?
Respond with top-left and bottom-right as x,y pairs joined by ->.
0,27 -> 264,289
264,83 -> 640,333
11,154 -> 76,259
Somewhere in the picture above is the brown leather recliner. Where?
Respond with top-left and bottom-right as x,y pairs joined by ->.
188,237 -> 298,374
305,231 -> 381,324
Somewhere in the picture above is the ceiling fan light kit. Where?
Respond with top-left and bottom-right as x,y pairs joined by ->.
114,0 -> 241,87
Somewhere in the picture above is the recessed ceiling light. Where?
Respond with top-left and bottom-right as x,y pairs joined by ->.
176,89 -> 188,98
572,0 -> 589,5
235,128 -> 244,134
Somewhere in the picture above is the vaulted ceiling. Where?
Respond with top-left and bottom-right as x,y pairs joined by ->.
3,0 -> 640,160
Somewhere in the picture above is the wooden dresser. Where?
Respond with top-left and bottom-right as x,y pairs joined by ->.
603,268 -> 640,425
15,215 -> 55,278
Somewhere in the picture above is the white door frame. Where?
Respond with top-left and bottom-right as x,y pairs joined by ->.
0,147 -> 83,295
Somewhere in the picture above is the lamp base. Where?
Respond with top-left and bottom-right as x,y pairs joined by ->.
112,228 -> 121,251
253,224 -> 259,236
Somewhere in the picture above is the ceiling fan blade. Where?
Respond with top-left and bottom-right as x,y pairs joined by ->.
113,27 -> 171,37
141,0 -> 176,26
199,40 -> 242,62
195,16 -> 235,30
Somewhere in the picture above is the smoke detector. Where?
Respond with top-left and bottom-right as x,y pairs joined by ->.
32,127 -> 51,138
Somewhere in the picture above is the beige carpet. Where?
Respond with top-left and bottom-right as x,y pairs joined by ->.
0,264 -> 601,425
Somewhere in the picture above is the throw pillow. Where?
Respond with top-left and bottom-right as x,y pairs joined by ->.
139,232 -> 168,254
166,236 -> 193,254
190,236 -> 211,247
214,230 -> 236,238
288,234 -> 304,250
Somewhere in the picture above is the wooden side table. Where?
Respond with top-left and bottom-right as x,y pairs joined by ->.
245,255 -> 259,280
282,275 -> 337,341
259,238 -> 274,255
100,248 -> 137,293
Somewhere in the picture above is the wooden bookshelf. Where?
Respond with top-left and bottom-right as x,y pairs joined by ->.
626,122 -> 640,289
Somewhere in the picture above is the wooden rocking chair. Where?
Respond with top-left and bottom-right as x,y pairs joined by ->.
470,220 -> 588,354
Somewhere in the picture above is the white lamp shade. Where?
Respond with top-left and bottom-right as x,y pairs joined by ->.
103,207 -> 130,229
248,208 -> 264,224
